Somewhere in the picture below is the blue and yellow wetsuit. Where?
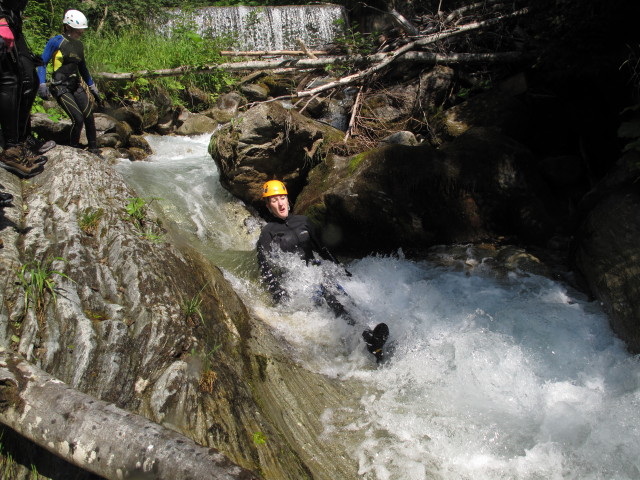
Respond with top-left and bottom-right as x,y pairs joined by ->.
37,33 -> 97,149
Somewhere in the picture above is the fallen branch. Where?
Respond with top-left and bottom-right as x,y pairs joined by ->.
96,51 -> 522,80
388,7 -> 421,36
296,39 -> 318,59
220,50 -> 329,57
344,85 -> 364,143
0,349 -> 260,480
285,7 -> 529,100
95,7 -> 528,87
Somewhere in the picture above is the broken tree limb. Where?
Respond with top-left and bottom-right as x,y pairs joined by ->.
296,39 -> 318,59
95,51 -> 522,80
95,9 -> 528,81
344,86 -> 364,143
0,349 -> 260,480
220,50 -> 329,56
281,7 -> 530,101
388,8 -> 421,36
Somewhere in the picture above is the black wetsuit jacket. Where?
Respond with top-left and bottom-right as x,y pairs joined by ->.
257,214 -> 338,302
0,0 -> 39,146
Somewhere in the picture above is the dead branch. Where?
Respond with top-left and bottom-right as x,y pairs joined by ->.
220,50 -> 329,57
296,39 -> 318,59
272,8 -> 529,102
388,8 -> 421,36
0,349 -> 260,480
96,51 -> 522,80
344,86 -> 364,143
95,8 -> 528,85
445,0 -> 512,24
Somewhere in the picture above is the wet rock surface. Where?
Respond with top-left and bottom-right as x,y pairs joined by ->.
0,147 -> 358,479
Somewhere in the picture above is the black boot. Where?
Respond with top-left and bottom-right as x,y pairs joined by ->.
0,191 -> 13,207
362,323 -> 389,363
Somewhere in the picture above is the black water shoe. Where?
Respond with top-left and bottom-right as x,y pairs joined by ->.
0,191 -> 13,207
362,322 -> 389,363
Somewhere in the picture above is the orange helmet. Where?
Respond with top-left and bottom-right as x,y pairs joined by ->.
262,180 -> 288,198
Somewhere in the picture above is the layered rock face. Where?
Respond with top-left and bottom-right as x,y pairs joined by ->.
0,148 -> 358,479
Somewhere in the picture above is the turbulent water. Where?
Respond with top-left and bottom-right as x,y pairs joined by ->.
117,134 -> 640,480
164,5 -> 347,51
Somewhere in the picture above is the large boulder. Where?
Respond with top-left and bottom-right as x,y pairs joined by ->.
174,108 -> 219,135
208,101 -> 344,211
295,127 -> 559,254
30,112 -> 72,146
0,149 -> 341,479
437,84 -> 531,143
572,151 -> 640,353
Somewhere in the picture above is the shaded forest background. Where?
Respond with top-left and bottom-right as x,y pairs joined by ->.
22,0 -> 640,182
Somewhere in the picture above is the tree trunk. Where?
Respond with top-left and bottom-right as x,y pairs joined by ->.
0,350 -> 260,480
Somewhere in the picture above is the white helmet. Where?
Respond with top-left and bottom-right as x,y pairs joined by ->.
63,10 -> 88,29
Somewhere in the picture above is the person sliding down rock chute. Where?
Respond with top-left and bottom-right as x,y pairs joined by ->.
256,179 -> 389,363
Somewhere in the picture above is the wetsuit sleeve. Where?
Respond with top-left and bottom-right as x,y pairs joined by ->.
78,58 -> 94,87
37,36 -> 61,84
305,217 -> 352,275
257,230 -> 288,304
306,217 -> 339,264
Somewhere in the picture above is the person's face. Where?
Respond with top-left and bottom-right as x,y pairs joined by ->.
67,26 -> 85,39
266,194 -> 289,220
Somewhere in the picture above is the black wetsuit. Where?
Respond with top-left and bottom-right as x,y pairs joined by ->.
0,0 -> 39,148
38,33 -> 97,149
257,214 -> 353,323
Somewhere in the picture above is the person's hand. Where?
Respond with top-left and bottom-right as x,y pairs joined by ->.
37,83 -> 50,99
273,289 -> 290,305
89,84 -> 103,105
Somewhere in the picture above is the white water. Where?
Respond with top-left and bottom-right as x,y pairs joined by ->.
165,5 -> 347,51
117,134 -> 640,480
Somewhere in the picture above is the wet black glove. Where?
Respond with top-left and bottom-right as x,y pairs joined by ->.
37,83 -> 50,99
89,84 -> 103,106
273,288 -> 290,305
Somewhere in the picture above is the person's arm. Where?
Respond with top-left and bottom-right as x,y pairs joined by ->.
78,58 -> 94,87
306,217 -> 339,263
257,232 -> 289,304
306,218 -> 352,275
37,36 -> 61,84
78,53 -> 101,103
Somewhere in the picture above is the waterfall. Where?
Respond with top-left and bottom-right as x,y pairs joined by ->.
116,134 -> 640,480
165,5 -> 347,51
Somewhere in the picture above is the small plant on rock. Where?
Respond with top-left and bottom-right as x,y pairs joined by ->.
79,208 -> 104,236
125,197 -> 165,242
16,256 -> 73,323
182,282 -> 210,325
192,345 -> 221,393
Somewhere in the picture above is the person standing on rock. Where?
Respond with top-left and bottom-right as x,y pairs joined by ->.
0,0 -> 52,178
257,179 -> 389,363
37,9 -> 101,156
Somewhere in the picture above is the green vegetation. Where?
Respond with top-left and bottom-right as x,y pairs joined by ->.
0,433 -> 19,480
126,197 -> 149,228
191,345 -> 222,393
253,431 -> 267,445
16,257 -> 72,321
83,24 -> 237,107
79,208 -> 104,236
182,282 -> 210,325
125,197 -> 165,242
